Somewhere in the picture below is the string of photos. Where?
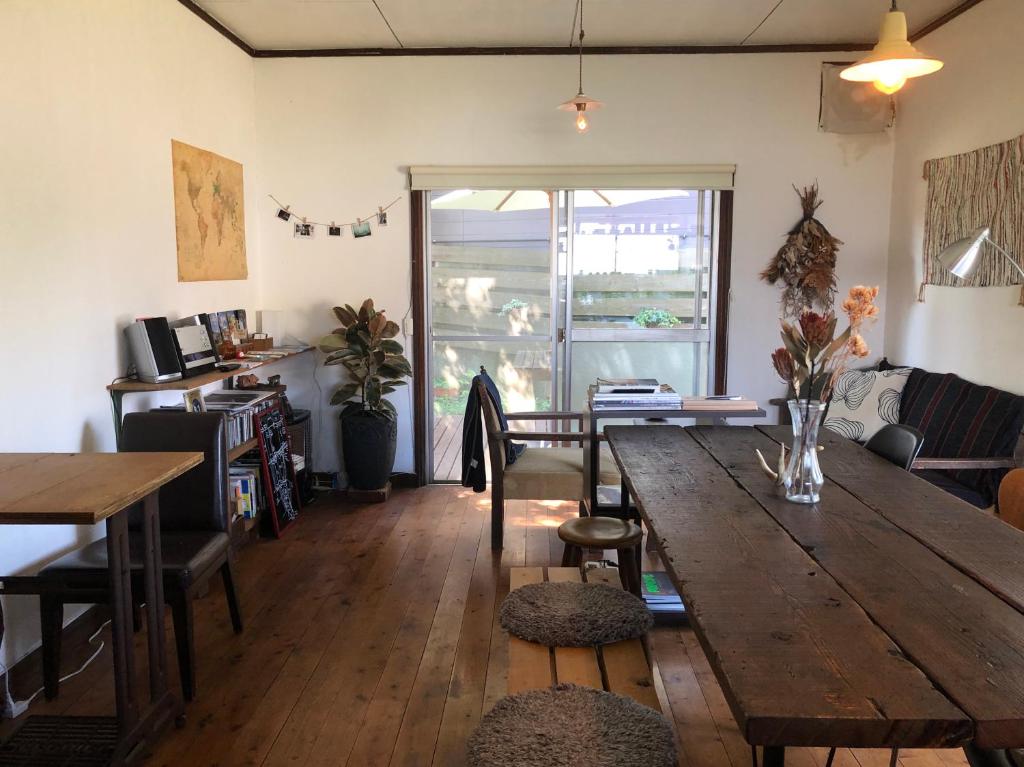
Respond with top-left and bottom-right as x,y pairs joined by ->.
270,194 -> 401,240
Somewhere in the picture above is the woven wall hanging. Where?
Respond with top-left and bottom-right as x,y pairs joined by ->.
920,132 -> 1024,304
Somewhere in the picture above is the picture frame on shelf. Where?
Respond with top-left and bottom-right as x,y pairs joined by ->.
183,387 -> 206,413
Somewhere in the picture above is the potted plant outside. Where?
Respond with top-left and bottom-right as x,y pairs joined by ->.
319,299 -> 411,491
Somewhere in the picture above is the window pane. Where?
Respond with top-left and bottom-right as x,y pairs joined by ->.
569,341 -> 709,408
571,191 -> 709,330
432,339 -> 554,481
429,190 -> 554,337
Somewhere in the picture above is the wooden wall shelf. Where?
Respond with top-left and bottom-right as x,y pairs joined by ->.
107,347 -> 313,393
107,347 -> 313,449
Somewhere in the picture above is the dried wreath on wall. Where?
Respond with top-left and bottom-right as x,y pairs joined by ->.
761,183 -> 841,318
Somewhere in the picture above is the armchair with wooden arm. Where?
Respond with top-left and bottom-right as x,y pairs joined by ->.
478,381 -> 620,549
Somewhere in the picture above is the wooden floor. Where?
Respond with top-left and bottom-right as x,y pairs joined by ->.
2,486 -> 969,767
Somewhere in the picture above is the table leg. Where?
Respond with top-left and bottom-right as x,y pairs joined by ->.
586,411 -> 598,515
105,511 -> 139,733
141,492 -> 169,702
763,746 -> 786,766
108,491 -> 182,764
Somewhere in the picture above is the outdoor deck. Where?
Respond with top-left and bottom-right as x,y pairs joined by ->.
433,414 -> 469,482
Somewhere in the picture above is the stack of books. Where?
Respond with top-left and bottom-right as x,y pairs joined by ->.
640,571 -> 685,615
590,379 -> 683,410
155,390 -> 278,452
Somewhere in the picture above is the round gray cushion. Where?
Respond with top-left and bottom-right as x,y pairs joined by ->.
468,684 -> 676,767
500,581 -> 653,647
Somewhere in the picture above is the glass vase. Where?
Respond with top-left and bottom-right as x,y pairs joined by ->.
783,399 -> 826,504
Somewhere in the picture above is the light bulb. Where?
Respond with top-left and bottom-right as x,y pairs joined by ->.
873,73 -> 907,94
575,109 -> 589,134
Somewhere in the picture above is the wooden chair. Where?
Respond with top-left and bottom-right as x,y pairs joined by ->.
478,379 -> 620,549
998,468 -> 1024,532
3,412 -> 243,703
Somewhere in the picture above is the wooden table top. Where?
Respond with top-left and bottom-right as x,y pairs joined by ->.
0,452 -> 204,525
605,424 -> 1024,752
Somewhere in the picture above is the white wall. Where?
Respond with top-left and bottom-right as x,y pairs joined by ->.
886,0 -> 1024,392
0,1 -> 257,670
255,53 -> 896,474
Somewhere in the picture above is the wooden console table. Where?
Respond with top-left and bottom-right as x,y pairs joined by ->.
0,451 -> 202,765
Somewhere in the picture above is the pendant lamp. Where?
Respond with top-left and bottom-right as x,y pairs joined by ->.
841,1 -> 943,95
558,0 -> 603,133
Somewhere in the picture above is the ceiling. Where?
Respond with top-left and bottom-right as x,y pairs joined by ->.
191,0 -> 973,52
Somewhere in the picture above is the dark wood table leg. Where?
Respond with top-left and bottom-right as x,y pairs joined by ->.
763,746 -> 786,767
105,511 -> 139,734
587,410 -> 598,515
141,492 -> 169,703
108,490 -> 182,764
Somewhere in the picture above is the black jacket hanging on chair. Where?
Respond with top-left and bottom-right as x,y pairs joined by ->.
461,368 -> 525,492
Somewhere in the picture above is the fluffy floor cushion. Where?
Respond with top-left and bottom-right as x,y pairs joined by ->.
500,581 -> 653,647
468,684 -> 676,767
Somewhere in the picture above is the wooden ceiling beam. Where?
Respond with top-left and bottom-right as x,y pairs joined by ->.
177,0 -> 988,59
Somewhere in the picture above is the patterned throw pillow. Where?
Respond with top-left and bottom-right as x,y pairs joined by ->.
823,368 -> 912,442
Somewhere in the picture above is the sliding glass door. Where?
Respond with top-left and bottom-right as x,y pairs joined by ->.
426,188 -> 720,482
564,189 -> 716,409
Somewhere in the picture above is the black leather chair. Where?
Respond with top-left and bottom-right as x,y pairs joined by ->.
35,412 -> 242,702
864,424 -> 925,471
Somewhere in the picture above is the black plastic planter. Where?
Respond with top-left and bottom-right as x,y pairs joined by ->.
341,412 -> 397,490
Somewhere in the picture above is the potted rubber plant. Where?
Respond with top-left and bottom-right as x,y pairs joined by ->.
319,299 -> 411,490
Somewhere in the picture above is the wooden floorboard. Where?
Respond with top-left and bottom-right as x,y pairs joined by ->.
2,486 -> 970,767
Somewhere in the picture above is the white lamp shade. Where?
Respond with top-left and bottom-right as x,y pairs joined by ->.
840,11 -> 943,91
936,226 -> 990,279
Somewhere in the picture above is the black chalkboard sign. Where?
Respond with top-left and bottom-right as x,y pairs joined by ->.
254,402 -> 301,537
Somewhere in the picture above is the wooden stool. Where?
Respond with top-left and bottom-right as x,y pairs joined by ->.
558,517 -> 643,596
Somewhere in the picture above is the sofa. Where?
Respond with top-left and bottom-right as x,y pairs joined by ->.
890,364 -> 1024,508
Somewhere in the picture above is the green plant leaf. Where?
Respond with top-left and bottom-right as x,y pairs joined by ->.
318,333 -> 348,353
377,364 -> 407,379
379,398 -> 397,419
380,320 -> 400,339
382,354 -> 409,372
379,339 -> 403,355
382,379 -> 407,388
327,352 -> 364,366
333,306 -> 357,327
329,383 -> 360,405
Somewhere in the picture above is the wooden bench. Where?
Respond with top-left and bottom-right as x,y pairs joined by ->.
506,566 -> 661,712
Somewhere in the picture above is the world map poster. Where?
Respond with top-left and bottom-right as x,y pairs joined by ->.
171,140 -> 248,281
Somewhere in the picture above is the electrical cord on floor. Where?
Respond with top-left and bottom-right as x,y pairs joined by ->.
1,618 -> 111,720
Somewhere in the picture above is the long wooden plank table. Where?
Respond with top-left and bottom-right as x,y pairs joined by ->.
605,425 -> 1024,767
0,452 -> 203,765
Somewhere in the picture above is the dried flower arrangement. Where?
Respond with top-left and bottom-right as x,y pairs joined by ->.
761,183 -> 842,318
770,285 -> 880,404
758,286 -> 880,500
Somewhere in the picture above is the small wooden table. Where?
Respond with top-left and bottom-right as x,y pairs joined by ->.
605,425 -> 1024,766
0,452 -> 203,765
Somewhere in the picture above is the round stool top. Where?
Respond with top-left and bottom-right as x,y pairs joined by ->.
558,516 -> 642,548
500,580 -> 653,646
467,684 -> 676,767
